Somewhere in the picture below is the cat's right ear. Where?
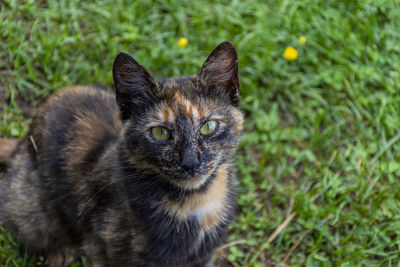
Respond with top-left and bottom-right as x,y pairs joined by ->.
198,41 -> 239,106
113,52 -> 156,121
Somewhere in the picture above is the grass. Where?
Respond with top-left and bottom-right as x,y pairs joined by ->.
1,0 -> 400,266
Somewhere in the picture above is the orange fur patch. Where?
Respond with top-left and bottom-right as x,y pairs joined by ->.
157,92 -> 208,124
230,108 -> 244,133
163,106 -> 170,124
0,138 -> 18,163
197,108 -> 204,119
173,92 -> 204,120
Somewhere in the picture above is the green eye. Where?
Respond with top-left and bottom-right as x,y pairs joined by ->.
200,120 -> 218,135
151,126 -> 172,140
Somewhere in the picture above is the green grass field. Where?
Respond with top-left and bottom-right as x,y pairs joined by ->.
1,0 -> 400,266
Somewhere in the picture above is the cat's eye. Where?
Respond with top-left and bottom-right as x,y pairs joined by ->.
151,126 -> 172,141
200,120 -> 218,135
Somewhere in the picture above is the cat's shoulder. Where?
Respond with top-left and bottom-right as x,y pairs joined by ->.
34,85 -> 117,122
30,85 -> 120,154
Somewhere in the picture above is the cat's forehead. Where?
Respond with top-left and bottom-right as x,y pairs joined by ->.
150,76 -> 213,124
156,76 -> 197,96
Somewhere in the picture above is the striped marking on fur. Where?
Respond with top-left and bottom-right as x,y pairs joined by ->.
159,92 -> 206,124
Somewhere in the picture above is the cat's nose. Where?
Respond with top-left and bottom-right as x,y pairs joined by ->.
181,148 -> 200,171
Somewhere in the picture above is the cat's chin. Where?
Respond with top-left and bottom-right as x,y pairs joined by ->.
170,173 -> 211,190
170,165 -> 218,190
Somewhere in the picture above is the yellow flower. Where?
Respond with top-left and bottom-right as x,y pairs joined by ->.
299,36 -> 306,44
177,37 -> 188,47
283,46 -> 298,61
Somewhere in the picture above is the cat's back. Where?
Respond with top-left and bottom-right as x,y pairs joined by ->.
30,85 -> 121,174
34,85 -> 119,127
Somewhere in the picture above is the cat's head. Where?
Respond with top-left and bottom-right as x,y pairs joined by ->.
113,42 -> 243,190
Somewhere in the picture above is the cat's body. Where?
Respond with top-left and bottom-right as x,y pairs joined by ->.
0,42 -> 243,266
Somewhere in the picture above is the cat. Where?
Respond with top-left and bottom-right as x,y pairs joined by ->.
0,41 -> 243,267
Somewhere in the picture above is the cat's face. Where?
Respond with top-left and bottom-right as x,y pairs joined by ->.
113,42 -> 243,190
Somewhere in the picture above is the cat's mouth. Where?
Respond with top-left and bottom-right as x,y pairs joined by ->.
171,174 -> 209,190
170,164 -> 218,190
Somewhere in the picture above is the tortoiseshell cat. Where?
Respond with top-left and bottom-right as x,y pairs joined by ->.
0,42 -> 243,266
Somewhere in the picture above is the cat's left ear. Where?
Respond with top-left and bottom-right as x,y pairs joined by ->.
198,41 -> 239,106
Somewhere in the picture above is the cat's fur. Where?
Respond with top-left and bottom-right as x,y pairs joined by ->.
0,41 -> 243,266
